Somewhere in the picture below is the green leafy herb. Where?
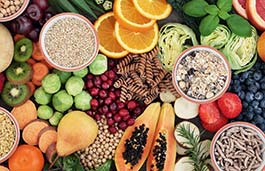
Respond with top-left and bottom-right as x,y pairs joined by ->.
218,10 -> 231,20
226,14 -> 252,37
216,0 -> 232,12
183,0 -> 208,17
204,5 -> 219,15
87,160 -> 113,171
199,15 -> 220,36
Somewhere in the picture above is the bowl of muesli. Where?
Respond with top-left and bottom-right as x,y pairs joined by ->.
210,122 -> 265,171
0,107 -> 20,163
39,13 -> 99,72
172,45 -> 231,104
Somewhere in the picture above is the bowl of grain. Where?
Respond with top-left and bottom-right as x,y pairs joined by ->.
0,107 -> 20,163
0,0 -> 30,22
210,122 -> 265,171
39,13 -> 99,72
172,45 -> 231,104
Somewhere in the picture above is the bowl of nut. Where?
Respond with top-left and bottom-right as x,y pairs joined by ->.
39,12 -> 99,72
0,107 -> 20,163
210,122 -> 265,171
172,45 -> 231,104
0,0 -> 30,22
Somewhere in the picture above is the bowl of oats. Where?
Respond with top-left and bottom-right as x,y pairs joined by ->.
172,45 -> 231,104
0,0 -> 30,22
39,13 -> 99,72
210,122 -> 265,171
0,107 -> 20,163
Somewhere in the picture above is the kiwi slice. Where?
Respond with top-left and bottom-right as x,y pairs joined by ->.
6,62 -> 32,84
1,82 -> 30,107
14,38 -> 33,62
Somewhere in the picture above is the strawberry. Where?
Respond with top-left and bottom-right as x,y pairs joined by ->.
202,114 -> 228,133
0,73 -> 5,93
199,101 -> 221,124
217,92 -> 242,119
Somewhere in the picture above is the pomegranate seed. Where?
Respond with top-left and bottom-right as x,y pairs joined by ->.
105,97 -> 112,105
94,114 -> 101,121
86,80 -> 93,89
107,118 -> 115,125
115,90 -> 121,97
118,121 -> 127,130
102,105 -> 109,113
114,114 -> 122,122
127,118 -> 135,126
90,87 -> 100,96
90,99 -> 99,109
86,74 -> 93,79
100,75 -> 108,81
117,102 -> 125,110
99,99 -> 104,105
98,107 -> 103,114
127,100 -> 138,110
110,103 -> 117,111
99,90 -> 108,99
86,110 -> 93,116
106,80 -> 113,86
102,82 -> 110,89
134,107 -> 142,116
106,70 -> 116,79
123,115 -> 130,121
108,92 -> 116,100
106,112 -> 113,118
119,109 -> 129,117
108,126 -> 117,134
109,87 -> 115,92
108,60 -> 115,68
93,77 -> 102,88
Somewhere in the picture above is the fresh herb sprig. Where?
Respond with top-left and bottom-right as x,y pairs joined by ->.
176,124 -> 209,171
183,0 -> 252,37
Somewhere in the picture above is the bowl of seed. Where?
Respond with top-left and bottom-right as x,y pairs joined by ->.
172,45 -> 231,104
210,122 -> 265,171
0,0 -> 30,22
0,107 -> 20,163
40,13 -> 99,72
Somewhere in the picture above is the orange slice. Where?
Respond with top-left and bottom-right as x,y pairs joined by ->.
133,0 -> 172,20
113,0 -> 156,32
94,12 -> 129,58
115,22 -> 159,54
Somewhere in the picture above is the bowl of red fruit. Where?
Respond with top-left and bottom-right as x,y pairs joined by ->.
0,0 -> 30,22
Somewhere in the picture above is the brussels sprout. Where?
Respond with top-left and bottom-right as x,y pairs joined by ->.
34,87 -> 52,105
73,67 -> 88,78
89,54 -> 108,75
65,76 -> 84,96
52,69 -> 72,84
38,105 -> 53,119
52,90 -> 73,112
158,23 -> 198,71
42,74 -> 61,94
74,91 -> 92,110
201,24 -> 231,49
49,111 -> 63,126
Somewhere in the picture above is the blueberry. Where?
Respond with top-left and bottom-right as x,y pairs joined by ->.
234,86 -> 242,93
261,82 -> 265,90
254,82 -> 260,90
245,113 -> 254,120
233,74 -> 240,80
262,112 -> 265,118
239,76 -> 246,83
233,80 -> 241,87
252,100 -> 259,109
245,92 -> 254,102
254,91 -> 263,101
247,106 -> 254,113
241,85 -> 246,91
242,101 -> 248,108
238,91 -> 245,100
242,71 -> 250,80
246,78 -> 255,86
253,115 -> 264,124
248,85 -> 258,93
253,71 -> 262,81
260,77 -> 265,83
254,107 -> 263,114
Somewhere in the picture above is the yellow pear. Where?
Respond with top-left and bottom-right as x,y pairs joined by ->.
56,111 -> 98,156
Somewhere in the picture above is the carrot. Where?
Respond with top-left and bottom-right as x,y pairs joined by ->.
32,78 -> 42,86
22,119 -> 49,145
32,42 -> 45,61
26,82 -> 36,96
40,59 -> 53,70
14,34 -> 25,42
32,62 -> 49,81
11,100 -> 37,130
0,165 -> 9,171
27,58 -> 36,65
45,142 -> 57,163
38,127 -> 57,153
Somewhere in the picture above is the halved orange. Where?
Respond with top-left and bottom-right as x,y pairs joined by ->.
113,0 -> 156,32
94,12 -> 129,58
133,0 -> 172,20
115,22 -> 159,54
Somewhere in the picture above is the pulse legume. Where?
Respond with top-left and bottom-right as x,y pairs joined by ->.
0,0 -> 24,18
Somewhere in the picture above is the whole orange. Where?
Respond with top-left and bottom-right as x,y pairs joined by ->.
8,145 -> 44,171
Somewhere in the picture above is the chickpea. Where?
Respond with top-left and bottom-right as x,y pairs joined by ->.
0,13 -> 3,17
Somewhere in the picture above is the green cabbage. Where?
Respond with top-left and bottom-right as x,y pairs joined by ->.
222,26 -> 258,74
200,24 -> 231,49
158,23 -> 198,71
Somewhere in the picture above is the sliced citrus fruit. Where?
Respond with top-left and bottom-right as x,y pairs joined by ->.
246,0 -> 265,31
133,0 -> 172,20
115,22 -> 159,54
257,31 -> 265,61
113,0 -> 156,32
94,12 -> 129,58
232,0 -> 248,19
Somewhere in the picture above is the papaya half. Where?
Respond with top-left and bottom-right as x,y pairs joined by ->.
115,102 -> 161,171
147,103 -> 177,171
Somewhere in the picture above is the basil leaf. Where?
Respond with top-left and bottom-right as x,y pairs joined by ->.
218,10 -> 231,20
199,15 -> 220,36
226,14 -> 252,37
217,0 -> 232,12
183,0 -> 208,17
204,5 -> 219,15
